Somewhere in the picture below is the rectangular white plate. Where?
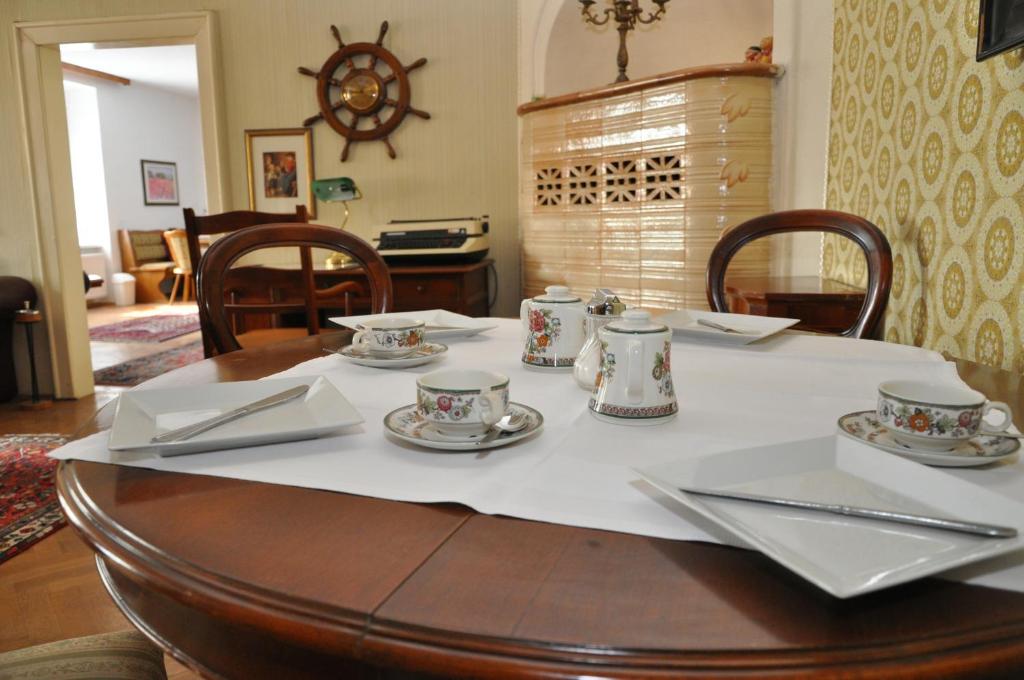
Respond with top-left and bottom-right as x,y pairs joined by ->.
635,435 -> 1024,598
328,308 -> 498,339
108,376 -> 363,457
655,309 -> 799,345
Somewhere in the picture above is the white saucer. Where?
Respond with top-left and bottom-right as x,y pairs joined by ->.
383,402 -> 543,451
837,411 -> 1020,467
332,343 -> 447,369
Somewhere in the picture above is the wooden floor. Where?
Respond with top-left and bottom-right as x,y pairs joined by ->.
1,303 -> 203,679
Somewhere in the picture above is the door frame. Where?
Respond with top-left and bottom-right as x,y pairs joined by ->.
12,11 -> 229,398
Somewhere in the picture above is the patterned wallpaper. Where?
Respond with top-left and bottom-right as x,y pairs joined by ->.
825,0 -> 1024,372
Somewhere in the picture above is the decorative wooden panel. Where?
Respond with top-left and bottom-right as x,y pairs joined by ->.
518,64 -> 780,311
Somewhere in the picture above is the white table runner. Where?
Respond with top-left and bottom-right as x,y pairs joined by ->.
53,319 -> 1024,592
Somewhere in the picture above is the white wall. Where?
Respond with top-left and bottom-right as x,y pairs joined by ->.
770,0 -> 834,276
544,0 -> 773,96
94,79 -> 206,272
63,69 -> 206,273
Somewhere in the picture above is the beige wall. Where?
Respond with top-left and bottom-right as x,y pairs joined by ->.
544,0 -> 773,97
1,0 -> 518,396
770,0 -> 833,277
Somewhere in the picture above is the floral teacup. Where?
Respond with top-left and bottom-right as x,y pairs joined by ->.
876,380 -> 1013,451
352,318 -> 425,358
416,369 -> 509,436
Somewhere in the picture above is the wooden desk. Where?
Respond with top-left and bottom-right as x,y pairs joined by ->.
59,336 -> 1024,679
316,259 -> 491,317
726,275 -> 866,334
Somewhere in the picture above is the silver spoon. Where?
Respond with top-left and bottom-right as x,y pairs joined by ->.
978,431 -> 1024,439
478,412 -> 530,444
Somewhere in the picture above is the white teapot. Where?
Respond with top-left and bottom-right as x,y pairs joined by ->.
589,310 -> 677,424
520,285 -> 586,369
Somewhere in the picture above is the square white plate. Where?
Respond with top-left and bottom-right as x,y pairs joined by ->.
635,435 -> 1024,598
655,309 -> 799,345
108,376 -> 363,457
328,309 -> 498,339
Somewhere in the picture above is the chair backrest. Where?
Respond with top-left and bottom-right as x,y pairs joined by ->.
184,207 -> 309,356
197,223 -> 393,355
705,210 -> 892,339
182,206 -> 309,278
118,229 -> 171,269
162,229 -> 191,273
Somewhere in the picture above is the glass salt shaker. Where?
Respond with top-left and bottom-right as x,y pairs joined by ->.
573,289 -> 626,390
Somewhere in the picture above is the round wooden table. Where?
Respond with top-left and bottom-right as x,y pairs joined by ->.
59,334 -> 1024,679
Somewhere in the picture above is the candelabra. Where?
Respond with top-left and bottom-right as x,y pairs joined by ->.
578,0 -> 671,83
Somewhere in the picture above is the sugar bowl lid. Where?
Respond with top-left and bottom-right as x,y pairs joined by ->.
534,285 -> 582,303
604,309 -> 668,334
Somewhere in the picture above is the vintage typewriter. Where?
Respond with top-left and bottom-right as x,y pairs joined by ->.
371,216 -> 489,264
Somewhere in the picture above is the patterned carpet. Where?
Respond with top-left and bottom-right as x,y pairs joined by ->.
0,434 -> 68,565
93,340 -> 205,387
89,313 -> 200,343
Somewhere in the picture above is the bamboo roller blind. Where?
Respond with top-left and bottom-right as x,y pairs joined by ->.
518,65 -> 780,311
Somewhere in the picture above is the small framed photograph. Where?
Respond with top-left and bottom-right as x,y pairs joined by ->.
245,128 -> 316,217
140,160 -> 179,206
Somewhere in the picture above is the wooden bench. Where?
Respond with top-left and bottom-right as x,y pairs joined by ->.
117,229 -> 175,303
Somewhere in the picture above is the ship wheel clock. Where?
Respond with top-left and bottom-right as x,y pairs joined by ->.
298,21 -> 429,161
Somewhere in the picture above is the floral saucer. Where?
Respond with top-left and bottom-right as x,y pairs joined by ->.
383,402 -> 543,451
837,410 -> 1020,467
332,342 -> 447,369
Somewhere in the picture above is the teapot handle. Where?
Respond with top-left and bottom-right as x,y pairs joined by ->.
520,298 -> 530,338
627,339 -> 643,404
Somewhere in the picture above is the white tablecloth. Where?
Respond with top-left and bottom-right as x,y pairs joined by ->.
52,319 -> 1024,592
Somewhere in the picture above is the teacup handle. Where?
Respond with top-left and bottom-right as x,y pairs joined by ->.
351,330 -> 371,349
982,401 -> 1013,432
478,390 -> 507,427
627,339 -> 643,405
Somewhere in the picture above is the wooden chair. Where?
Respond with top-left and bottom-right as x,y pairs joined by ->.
184,206 -> 311,356
183,206 -> 309,281
197,223 -> 393,355
162,229 -> 193,303
706,210 -> 892,339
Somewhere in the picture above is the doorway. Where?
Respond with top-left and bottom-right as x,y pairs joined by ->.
13,12 -> 227,398
60,43 -> 206,391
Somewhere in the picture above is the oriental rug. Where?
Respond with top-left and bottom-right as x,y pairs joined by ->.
0,434 -> 68,565
89,313 -> 200,343
92,340 -> 204,387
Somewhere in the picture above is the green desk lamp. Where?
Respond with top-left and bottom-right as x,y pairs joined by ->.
312,177 -> 362,267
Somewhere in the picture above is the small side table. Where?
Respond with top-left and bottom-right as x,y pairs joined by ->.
725,275 -> 866,335
14,303 -> 51,410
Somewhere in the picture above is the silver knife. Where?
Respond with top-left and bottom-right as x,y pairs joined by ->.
677,486 -> 1018,538
697,318 -> 748,334
150,385 -> 311,444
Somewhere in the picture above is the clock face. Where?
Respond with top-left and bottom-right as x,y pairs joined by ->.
341,71 -> 382,113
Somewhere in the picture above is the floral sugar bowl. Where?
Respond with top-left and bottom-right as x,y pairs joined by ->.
574,289 -> 627,389
520,285 -> 586,369
589,310 -> 677,425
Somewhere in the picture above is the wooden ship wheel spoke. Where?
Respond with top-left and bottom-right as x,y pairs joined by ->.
298,21 -> 429,161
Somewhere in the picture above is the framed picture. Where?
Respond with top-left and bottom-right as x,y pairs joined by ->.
978,0 -> 1024,61
140,160 -> 179,206
244,128 -> 316,217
